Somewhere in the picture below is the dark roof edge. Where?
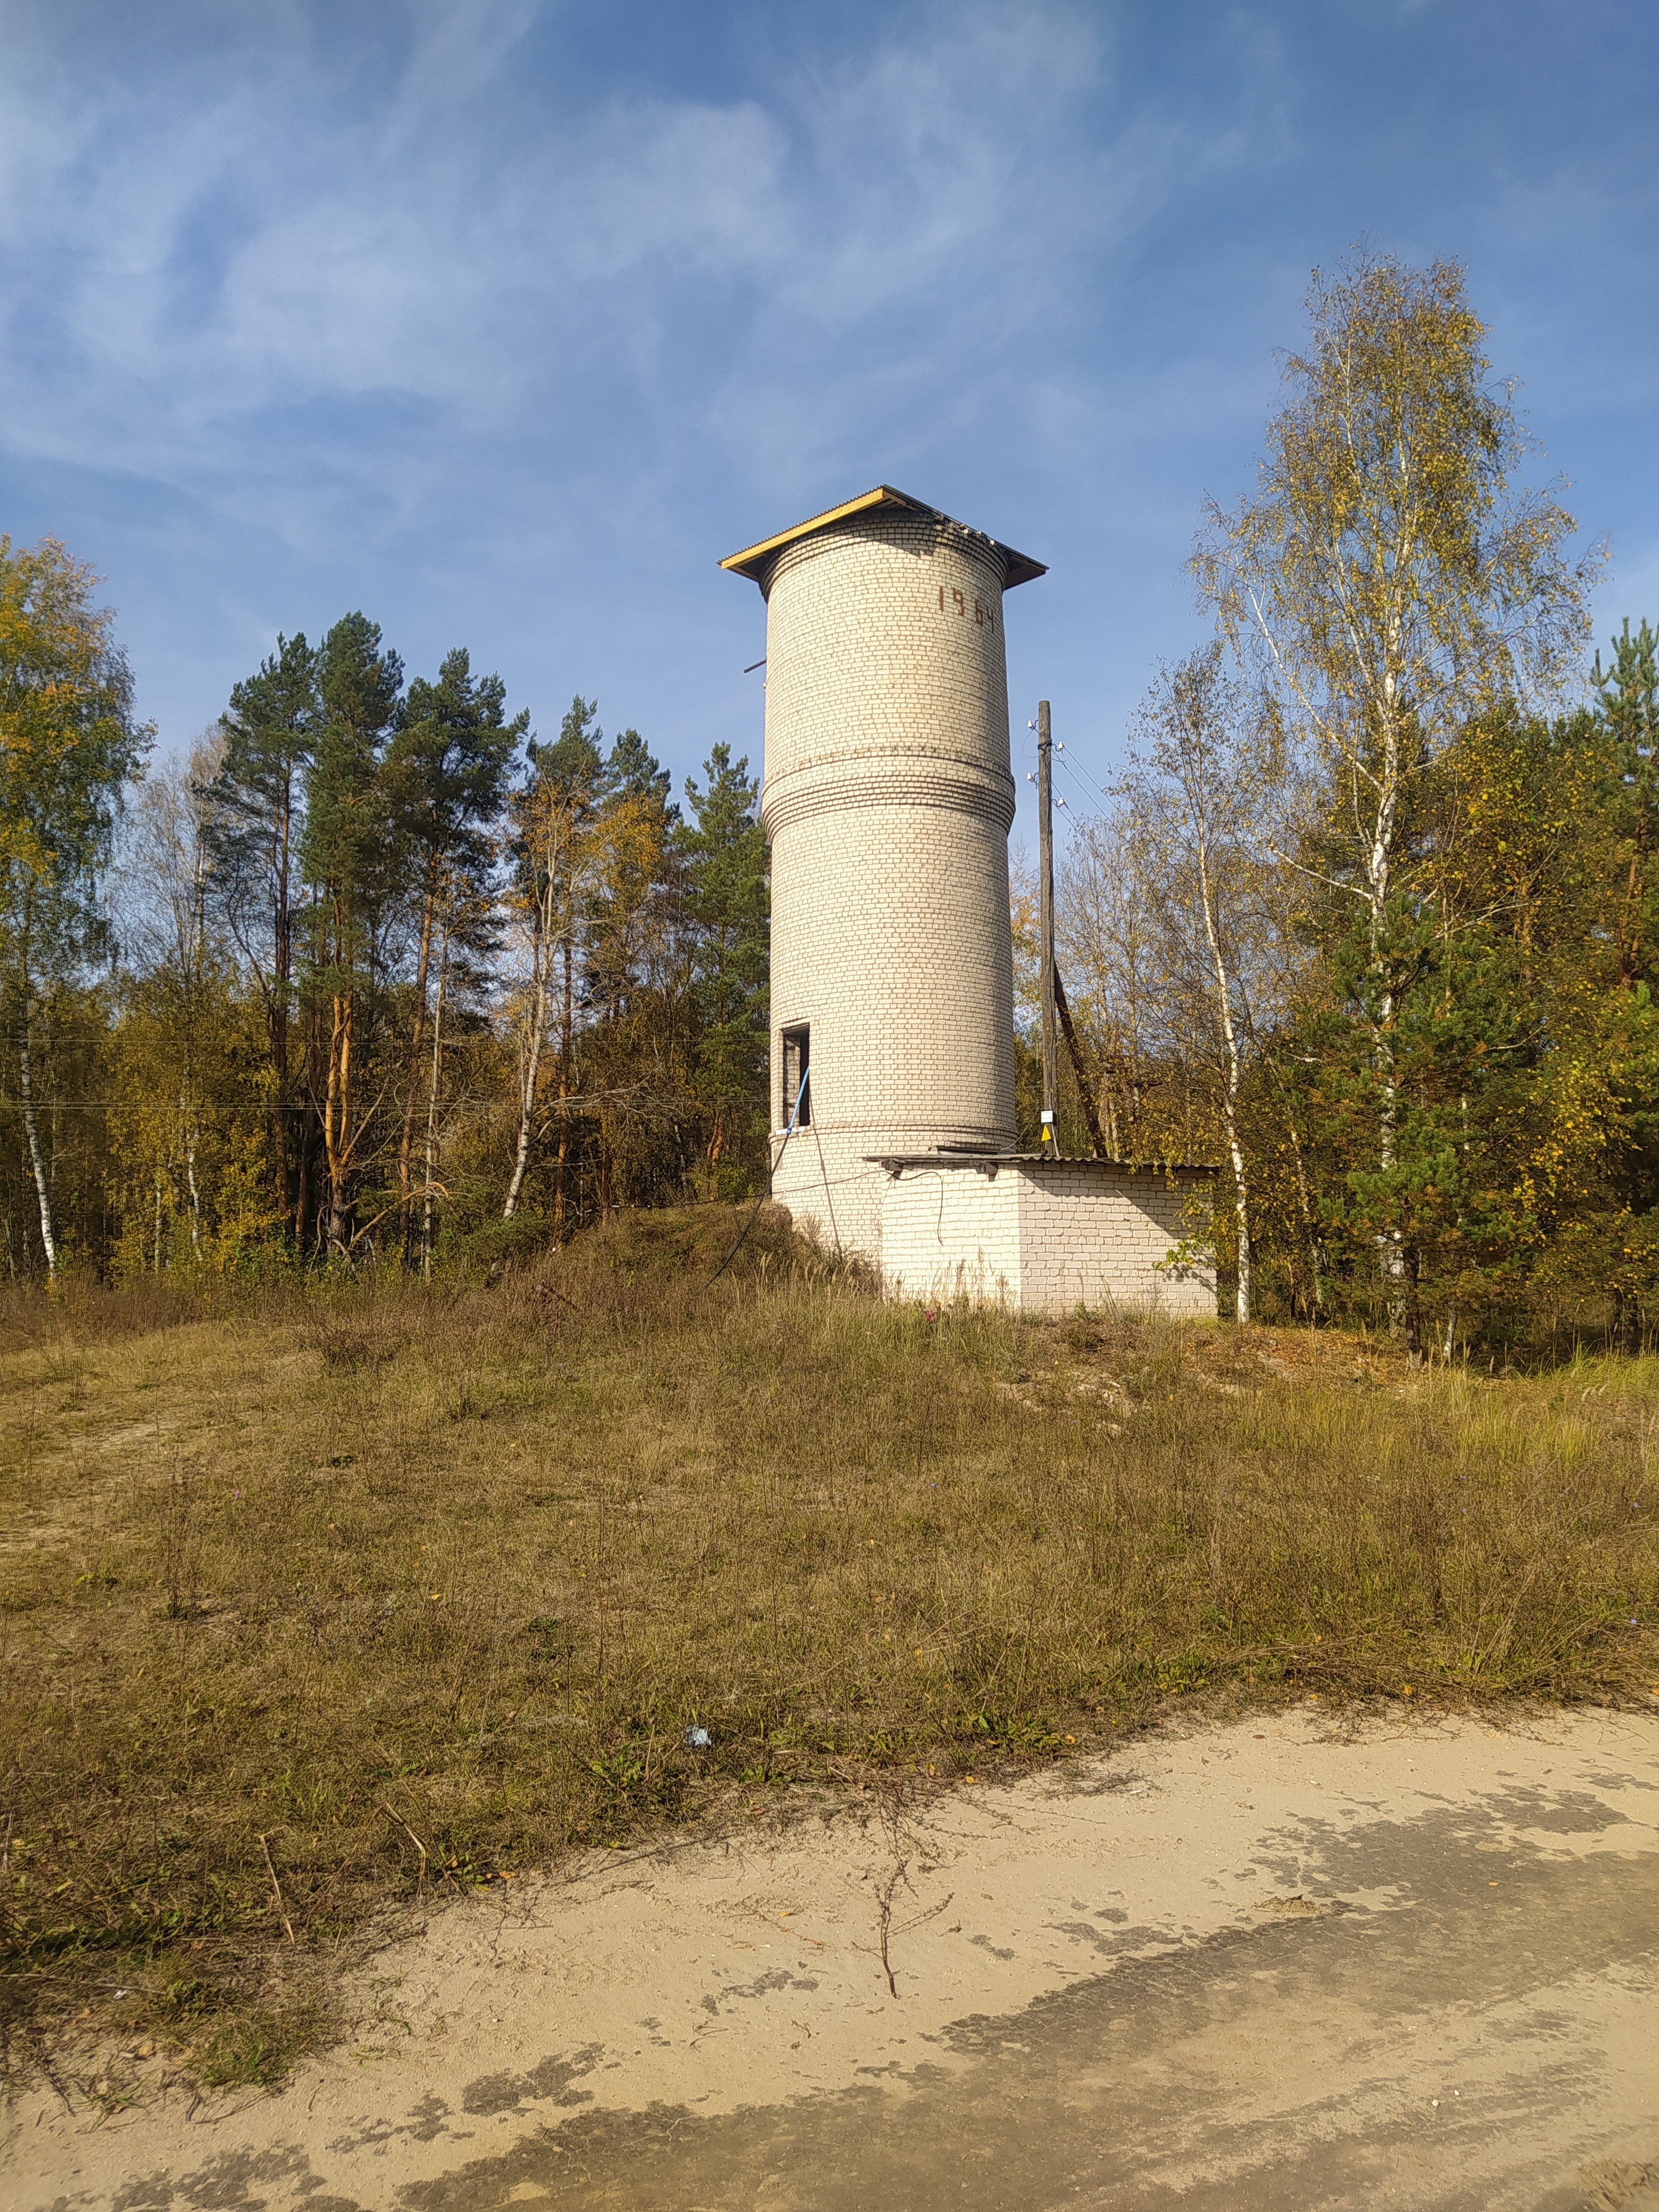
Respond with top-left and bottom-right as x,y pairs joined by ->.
720,484 -> 1046,589
868,1152 -> 1219,1175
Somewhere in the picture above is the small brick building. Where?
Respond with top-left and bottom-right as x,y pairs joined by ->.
722,486 -> 1215,1317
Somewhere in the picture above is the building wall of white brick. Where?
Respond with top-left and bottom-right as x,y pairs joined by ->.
1014,1164 -> 1215,1316
879,1162 -> 1217,1317
877,1162 -> 1022,1306
758,508 -> 1018,1261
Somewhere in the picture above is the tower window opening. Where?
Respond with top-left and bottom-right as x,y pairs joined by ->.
782,1025 -> 811,1128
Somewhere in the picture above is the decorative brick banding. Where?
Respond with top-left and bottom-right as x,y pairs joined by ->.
723,489 -> 1218,1313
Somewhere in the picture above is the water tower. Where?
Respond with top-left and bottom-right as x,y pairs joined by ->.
721,486 -> 1042,1259
722,484 -> 1215,1312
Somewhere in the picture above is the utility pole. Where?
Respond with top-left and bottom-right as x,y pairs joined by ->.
1037,699 -> 1057,1147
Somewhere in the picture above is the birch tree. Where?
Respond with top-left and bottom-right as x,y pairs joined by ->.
0,536 -> 149,1280
111,734 -> 232,1265
1115,646 -> 1292,1322
1192,251 -> 1595,1227
1057,817 -> 1168,1159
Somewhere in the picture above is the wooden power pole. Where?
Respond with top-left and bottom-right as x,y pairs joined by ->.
1037,699 -> 1057,1147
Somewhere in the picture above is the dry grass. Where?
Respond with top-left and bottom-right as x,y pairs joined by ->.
2,1202 -> 1656,2094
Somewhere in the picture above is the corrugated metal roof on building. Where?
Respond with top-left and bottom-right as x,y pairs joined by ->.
721,485 -> 1046,589
868,1151 -> 1219,1174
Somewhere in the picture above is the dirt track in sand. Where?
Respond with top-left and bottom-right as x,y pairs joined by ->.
9,1706 -> 1659,2211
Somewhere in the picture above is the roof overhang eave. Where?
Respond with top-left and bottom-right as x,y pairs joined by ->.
719,484 -> 1046,589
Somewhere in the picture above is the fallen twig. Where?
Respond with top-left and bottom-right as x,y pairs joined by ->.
258,1833 -> 295,1944
377,1802 -> 430,1903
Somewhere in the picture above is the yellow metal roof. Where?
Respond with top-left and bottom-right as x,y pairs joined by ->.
719,484 -> 1046,589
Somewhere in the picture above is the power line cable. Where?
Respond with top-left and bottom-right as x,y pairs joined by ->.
1056,755 -> 1105,817
1058,747 -> 1118,812
1022,711 -> 1118,817
708,1066 -> 808,1285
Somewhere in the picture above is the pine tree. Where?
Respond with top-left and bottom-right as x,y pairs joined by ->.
302,614 -> 404,1256
382,649 -> 525,1264
207,633 -> 319,1243
681,744 -> 768,1193
1591,618 -> 1659,988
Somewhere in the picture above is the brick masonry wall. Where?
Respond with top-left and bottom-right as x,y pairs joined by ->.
1013,1165 -> 1216,1317
756,508 -> 1019,1261
877,1165 -> 1021,1306
876,1164 -> 1217,1317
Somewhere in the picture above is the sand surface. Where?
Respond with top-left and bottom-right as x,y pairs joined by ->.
7,1705 -> 1658,2210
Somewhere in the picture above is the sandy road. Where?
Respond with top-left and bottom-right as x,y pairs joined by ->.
8,1706 -> 1658,2211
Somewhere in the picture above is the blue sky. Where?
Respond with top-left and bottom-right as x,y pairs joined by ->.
2,0 -> 1656,843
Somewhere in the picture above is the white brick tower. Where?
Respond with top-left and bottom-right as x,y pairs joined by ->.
721,486 -> 1046,1261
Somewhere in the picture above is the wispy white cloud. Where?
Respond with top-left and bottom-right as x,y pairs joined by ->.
2,0 -> 1651,778
0,8 -> 792,468
0,0 -> 1227,508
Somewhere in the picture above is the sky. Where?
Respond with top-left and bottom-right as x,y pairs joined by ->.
2,0 -> 1656,846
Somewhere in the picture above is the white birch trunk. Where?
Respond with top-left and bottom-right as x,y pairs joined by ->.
421,933 -> 448,1277
504,865 -> 557,1220
1196,836 -> 1251,1325
18,1003 -> 58,1282
184,1115 -> 204,1263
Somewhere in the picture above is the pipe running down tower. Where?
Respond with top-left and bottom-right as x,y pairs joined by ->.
722,485 -> 1216,1313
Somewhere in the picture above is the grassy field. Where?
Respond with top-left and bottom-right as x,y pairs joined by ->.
2,1204 -> 1656,2093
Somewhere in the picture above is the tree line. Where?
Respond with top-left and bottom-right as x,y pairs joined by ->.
0,582 -> 769,1280
1022,252 -> 1657,1355
3,247 -> 1655,1351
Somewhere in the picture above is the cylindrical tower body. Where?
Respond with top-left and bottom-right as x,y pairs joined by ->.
730,493 -> 1039,1262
